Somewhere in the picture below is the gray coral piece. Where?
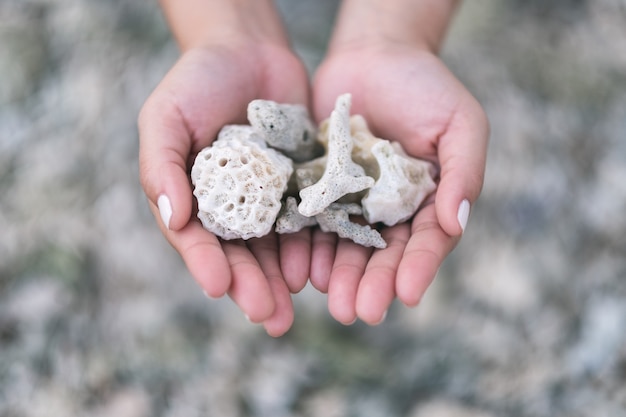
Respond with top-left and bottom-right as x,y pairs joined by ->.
247,100 -> 320,162
275,196 -> 317,234
276,198 -> 386,249
191,93 -> 436,248
298,94 -> 375,217
316,203 -> 387,249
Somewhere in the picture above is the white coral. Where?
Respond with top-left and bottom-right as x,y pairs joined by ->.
247,100 -> 320,162
275,196 -> 317,234
190,126 -> 293,240
190,94 -> 437,247
298,94 -> 374,217
275,198 -> 386,248
316,203 -> 387,249
362,140 -> 437,226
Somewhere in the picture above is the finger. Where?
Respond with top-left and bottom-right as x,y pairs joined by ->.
327,239 -> 372,325
149,202 -> 231,298
139,96 -> 195,231
309,229 -> 337,293
138,50 -> 262,232
355,223 -> 410,325
279,228 -> 312,293
262,275 -> 295,337
247,233 -> 295,336
435,97 -> 489,236
222,240 -> 276,323
396,203 -> 459,307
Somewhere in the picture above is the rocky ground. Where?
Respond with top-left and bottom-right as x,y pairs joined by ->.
1,0 -> 626,416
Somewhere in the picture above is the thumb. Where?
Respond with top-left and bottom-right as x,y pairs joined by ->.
138,96 -> 194,231
436,98 -> 489,236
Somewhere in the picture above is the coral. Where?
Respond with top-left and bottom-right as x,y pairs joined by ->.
275,197 -> 386,249
247,100 -> 320,162
298,94 -> 375,217
303,98 -> 436,227
190,126 -> 293,240
349,114 -> 384,175
275,196 -> 318,234
293,156 -> 326,190
362,140 -> 437,225
316,203 -> 387,249
191,93 -> 436,247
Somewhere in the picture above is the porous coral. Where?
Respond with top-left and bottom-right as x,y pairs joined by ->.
297,94 -> 375,217
275,197 -> 386,249
362,140 -> 437,226
316,203 -> 387,249
191,93 -> 436,248
275,196 -> 317,234
247,100 -> 320,162
191,126 -> 292,240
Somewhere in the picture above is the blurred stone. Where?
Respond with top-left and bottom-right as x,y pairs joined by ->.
300,389 -> 349,417
410,399 -> 496,417
0,20 -> 47,105
5,277 -> 69,324
460,246 -> 540,314
241,344 -> 318,416
90,389 -> 152,417
567,297 -> 626,377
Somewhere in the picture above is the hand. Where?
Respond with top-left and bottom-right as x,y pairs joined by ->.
311,42 -> 489,325
138,39 -> 311,336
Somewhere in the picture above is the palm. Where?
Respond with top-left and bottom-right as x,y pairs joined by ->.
139,43 -> 310,336
311,45 -> 488,323
315,46 -> 470,156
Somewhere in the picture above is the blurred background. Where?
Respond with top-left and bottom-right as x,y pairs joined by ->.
1,0 -> 625,416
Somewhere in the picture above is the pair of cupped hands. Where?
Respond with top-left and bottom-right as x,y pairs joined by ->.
138,36 -> 489,337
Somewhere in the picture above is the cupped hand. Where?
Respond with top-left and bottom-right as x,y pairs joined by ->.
138,41 -> 311,336
312,43 -> 489,325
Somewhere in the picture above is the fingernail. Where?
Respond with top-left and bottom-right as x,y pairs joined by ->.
374,310 -> 388,325
457,199 -> 470,232
157,194 -> 172,230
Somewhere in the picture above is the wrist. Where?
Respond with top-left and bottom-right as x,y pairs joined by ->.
159,0 -> 290,52
328,0 -> 459,54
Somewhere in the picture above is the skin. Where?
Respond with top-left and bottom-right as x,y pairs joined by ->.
139,0 -> 310,336
138,0 -> 489,336
312,0 -> 489,325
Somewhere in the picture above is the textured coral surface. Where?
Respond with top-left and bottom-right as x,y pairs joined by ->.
191,127 -> 292,240
2,1 -> 626,416
297,94 -> 376,217
195,93 -> 433,248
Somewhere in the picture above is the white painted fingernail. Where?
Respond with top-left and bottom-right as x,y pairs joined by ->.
457,199 -> 470,232
375,310 -> 388,325
157,194 -> 172,230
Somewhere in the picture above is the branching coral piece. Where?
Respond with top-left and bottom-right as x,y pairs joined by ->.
191,126 -> 293,240
294,157 -> 326,190
247,100 -> 320,162
348,114 -> 383,174
276,198 -> 386,248
191,93 -> 437,248
298,94 -> 374,217
316,203 -> 387,249
362,140 -> 437,225
275,196 -> 318,234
